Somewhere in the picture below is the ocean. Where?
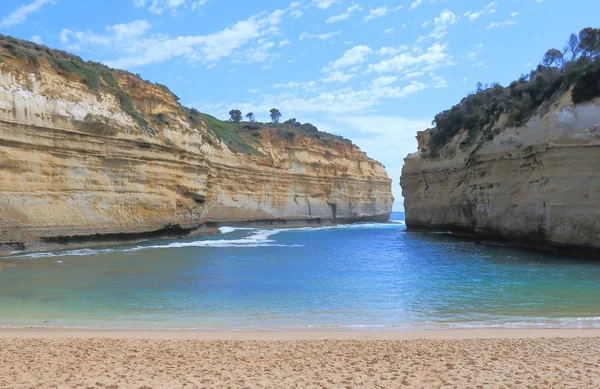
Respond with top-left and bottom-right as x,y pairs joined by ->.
0,212 -> 599,330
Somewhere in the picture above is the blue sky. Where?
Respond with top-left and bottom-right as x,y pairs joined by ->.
2,0 -> 599,210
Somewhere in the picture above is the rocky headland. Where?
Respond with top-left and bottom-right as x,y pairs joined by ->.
401,29 -> 600,256
0,36 -> 393,255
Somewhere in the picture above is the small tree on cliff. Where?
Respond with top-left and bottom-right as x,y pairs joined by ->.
270,108 -> 281,123
229,109 -> 242,122
579,27 -> 600,59
246,112 -> 256,122
564,33 -> 582,61
542,48 -> 564,69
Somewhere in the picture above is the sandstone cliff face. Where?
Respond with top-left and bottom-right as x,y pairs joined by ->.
401,93 -> 600,256
0,49 -> 393,253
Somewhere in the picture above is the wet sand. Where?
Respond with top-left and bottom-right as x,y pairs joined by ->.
1,329 -> 599,388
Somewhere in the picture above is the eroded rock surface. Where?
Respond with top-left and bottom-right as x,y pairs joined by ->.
401,93 -> 600,255
0,49 -> 392,253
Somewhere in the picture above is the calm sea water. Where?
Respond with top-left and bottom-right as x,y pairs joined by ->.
0,212 -> 599,330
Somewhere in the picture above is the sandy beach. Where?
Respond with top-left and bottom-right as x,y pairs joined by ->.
0,329 -> 599,388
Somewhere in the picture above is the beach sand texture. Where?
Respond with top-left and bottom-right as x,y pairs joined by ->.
1,331 -> 599,388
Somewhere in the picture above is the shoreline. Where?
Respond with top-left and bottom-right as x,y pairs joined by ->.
0,215 -> 396,258
2,328 -> 600,340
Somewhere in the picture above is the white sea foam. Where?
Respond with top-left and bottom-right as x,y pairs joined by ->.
8,221 -> 403,260
389,220 -> 405,225
133,229 -> 285,251
8,229 -> 299,259
218,226 -> 238,234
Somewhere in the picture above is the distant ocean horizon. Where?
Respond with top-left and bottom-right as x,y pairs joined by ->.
1,212 -> 599,330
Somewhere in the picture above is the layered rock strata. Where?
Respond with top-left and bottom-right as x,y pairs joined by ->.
401,93 -> 600,256
0,48 -> 393,254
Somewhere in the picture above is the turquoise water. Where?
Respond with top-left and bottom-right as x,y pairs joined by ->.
0,212 -> 599,330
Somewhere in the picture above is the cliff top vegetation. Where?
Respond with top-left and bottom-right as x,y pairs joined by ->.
0,34 -> 354,155
427,27 -> 600,157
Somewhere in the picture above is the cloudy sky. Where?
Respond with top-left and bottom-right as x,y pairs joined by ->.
2,0 -> 599,210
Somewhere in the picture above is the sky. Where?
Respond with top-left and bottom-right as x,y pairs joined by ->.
2,0 -> 599,211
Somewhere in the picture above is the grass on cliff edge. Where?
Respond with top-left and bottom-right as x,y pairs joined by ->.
0,34 -> 357,155
427,27 -> 600,158
190,112 -> 355,155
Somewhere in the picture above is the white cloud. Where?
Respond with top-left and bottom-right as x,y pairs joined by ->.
238,41 -> 277,64
377,45 -> 408,56
321,45 -> 373,83
274,81 -> 301,88
59,29 -> 71,43
194,80 -> 429,119
273,81 -> 319,91
487,20 -> 516,29
327,45 -> 372,69
384,28 -> 394,35
464,2 -> 496,21
409,0 -> 435,10
279,39 -> 291,47
291,9 -> 303,18
431,74 -> 448,88
107,20 -> 152,41
134,0 -> 207,15
326,4 -> 362,23
364,6 -> 402,22
367,43 -> 452,74
371,76 -> 398,88
61,10 -> 285,69
299,30 -> 342,40
419,9 -> 457,40
322,71 -> 355,83
312,0 -> 340,9
435,9 -> 457,26
0,0 -> 54,28
60,20 -> 152,50
410,0 -> 424,10
31,35 -> 43,44
404,71 -> 424,79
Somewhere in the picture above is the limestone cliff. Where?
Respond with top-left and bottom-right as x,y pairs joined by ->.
0,38 -> 393,254
401,92 -> 600,256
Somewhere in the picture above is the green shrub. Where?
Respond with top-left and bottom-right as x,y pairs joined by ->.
199,113 -> 257,154
2,42 -> 39,64
427,29 -> 600,156
53,58 -> 101,91
115,91 -> 151,133
116,91 -> 134,113
276,129 -> 296,142
184,107 -> 203,127
572,67 -> 600,104
152,112 -> 170,125
99,68 -> 119,89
